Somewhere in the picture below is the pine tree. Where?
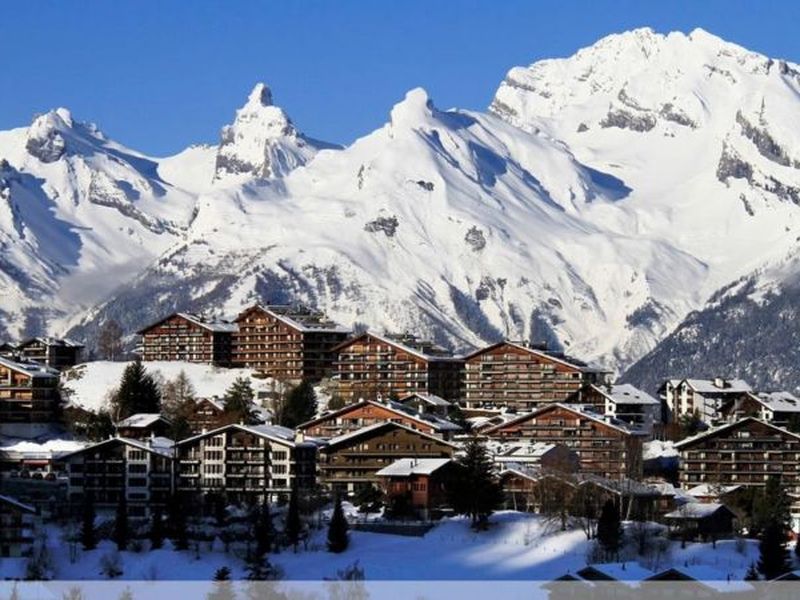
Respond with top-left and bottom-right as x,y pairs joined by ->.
278,380 -> 317,428
596,499 -> 623,561
447,438 -> 504,528
757,520 -> 791,580
353,484 -> 383,514
207,567 -> 235,600
112,360 -> 161,420
112,493 -> 130,551
327,495 -> 349,553
162,370 -> 197,439
149,506 -> 165,550
284,489 -> 302,551
169,495 -> 189,551
80,493 -> 97,551
253,502 -> 275,557
222,377 -> 257,425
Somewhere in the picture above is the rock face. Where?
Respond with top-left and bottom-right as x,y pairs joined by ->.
212,83 -> 338,184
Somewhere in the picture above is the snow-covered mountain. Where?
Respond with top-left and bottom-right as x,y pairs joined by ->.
6,28 -> 800,377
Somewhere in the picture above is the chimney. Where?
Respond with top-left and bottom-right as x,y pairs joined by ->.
295,431 -> 305,444
713,377 -> 725,389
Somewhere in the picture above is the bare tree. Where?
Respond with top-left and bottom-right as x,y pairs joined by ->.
98,319 -> 124,361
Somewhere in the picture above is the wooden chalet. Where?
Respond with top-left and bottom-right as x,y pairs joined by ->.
376,458 -> 454,519
582,383 -> 661,431
174,423 -> 318,507
115,413 -> 173,440
675,417 -> 800,522
484,403 -> 648,480
0,356 -> 60,436
319,421 -> 457,493
395,392 -> 452,417
663,502 -> 737,541
15,337 -> 84,370
719,391 -> 800,426
138,312 -> 237,365
232,304 -> 350,381
660,377 -> 751,424
59,437 -> 175,518
332,332 -> 463,403
0,494 -> 38,558
185,397 -> 227,434
298,399 -> 462,440
461,341 -> 608,411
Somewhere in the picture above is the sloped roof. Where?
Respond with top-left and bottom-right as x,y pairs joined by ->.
398,392 -> 451,407
664,502 -> 733,520
484,402 -> 647,437
578,563 -> 655,582
0,356 -> 59,378
299,399 -> 462,433
323,421 -> 457,450
685,483 -> 742,498
137,312 -> 238,335
236,304 -> 350,334
375,458 -> 452,477
175,422 -> 317,448
684,378 -> 751,394
116,413 -> 170,428
750,391 -> 800,413
0,494 -> 36,514
674,417 -> 800,450
17,336 -> 84,349
462,340 -> 597,372
59,436 -> 175,460
591,383 -> 659,406
332,331 -> 461,361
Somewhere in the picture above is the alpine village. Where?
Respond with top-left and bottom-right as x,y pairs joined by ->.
1,303 -> 799,585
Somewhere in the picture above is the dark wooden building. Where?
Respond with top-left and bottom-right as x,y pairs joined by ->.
332,332 -> 463,403
461,341 -> 607,411
0,357 -> 60,435
174,423 -> 318,506
115,413 -> 173,440
0,494 -> 38,558
376,458 -> 454,518
485,403 -> 647,480
15,337 -> 84,370
185,397 -> 227,434
298,399 -> 461,440
138,313 -> 236,365
319,421 -> 456,493
60,437 -> 175,518
232,305 -> 350,382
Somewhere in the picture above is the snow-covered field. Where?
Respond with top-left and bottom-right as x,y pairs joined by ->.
60,361 -> 281,413
0,512 -> 763,582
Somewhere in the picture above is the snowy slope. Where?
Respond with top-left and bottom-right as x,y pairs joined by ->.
69,87 -> 704,369
61,360 -> 280,413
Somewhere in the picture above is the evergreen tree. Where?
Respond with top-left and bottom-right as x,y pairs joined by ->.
327,495 -> 349,553
447,438 -> 504,528
112,493 -> 130,551
207,567 -> 235,600
222,377 -> 258,425
162,370 -> 197,439
253,502 -> 275,557
353,484 -> 383,514
284,489 -> 302,551
278,380 -> 317,428
112,360 -> 161,420
757,520 -> 791,580
596,499 -> 623,561
149,507 -> 165,550
168,495 -> 189,551
80,493 -> 97,551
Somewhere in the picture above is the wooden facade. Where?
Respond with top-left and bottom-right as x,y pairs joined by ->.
376,458 -> 454,518
15,337 -> 83,370
461,342 -> 605,411
185,398 -> 227,434
60,438 -> 175,518
232,305 -> 350,381
485,403 -> 646,480
0,357 -> 60,425
675,417 -> 800,518
319,422 -> 456,493
138,313 -> 236,365
115,413 -> 173,440
175,424 -> 317,506
298,399 -> 461,440
332,332 -> 463,403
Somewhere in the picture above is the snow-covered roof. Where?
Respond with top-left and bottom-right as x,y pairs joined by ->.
398,392 -> 451,407
0,438 -> 87,459
176,422 -> 314,448
591,383 -> 659,406
334,331 -> 461,362
323,421 -> 457,450
750,391 -> 800,413
674,416 -> 800,449
578,562 -> 655,581
664,502 -> 731,520
375,458 -> 452,477
300,399 -> 462,433
642,440 -> 678,461
490,441 -> 558,461
239,304 -> 350,334
59,436 -> 175,460
683,378 -> 751,394
0,494 -> 36,514
116,413 -> 169,428
17,336 -> 84,349
0,356 -> 59,378
485,402 -> 648,437
463,340 -> 602,372
685,483 -> 742,498
138,312 -> 238,334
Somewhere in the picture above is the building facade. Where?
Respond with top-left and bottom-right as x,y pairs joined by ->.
138,313 -> 236,365
232,305 -> 350,381
60,438 -> 175,518
461,342 -> 606,411
484,403 -> 647,480
298,399 -> 461,440
660,378 -> 751,424
174,424 -> 318,507
718,391 -> 800,426
15,337 -> 84,370
319,422 -> 456,493
0,495 -> 38,558
332,332 -> 463,402
582,383 -> 661,431
376,458 -> 454,518
0,357 -> 60,437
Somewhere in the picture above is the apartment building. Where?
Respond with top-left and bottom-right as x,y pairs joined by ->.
14,337 -> 84,370
0,356 -> 60,437
582,383 -> 661,431
138,313 -> 237,365
660,378 -> 751,424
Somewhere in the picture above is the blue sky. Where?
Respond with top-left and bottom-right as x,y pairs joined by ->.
3,0 -> 798,155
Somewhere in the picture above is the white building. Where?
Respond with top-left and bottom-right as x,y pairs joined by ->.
659,378 -> 751,424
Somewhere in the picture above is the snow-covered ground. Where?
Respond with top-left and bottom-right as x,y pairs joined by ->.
0,512 -> 764,583
60,361 -> 281,413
